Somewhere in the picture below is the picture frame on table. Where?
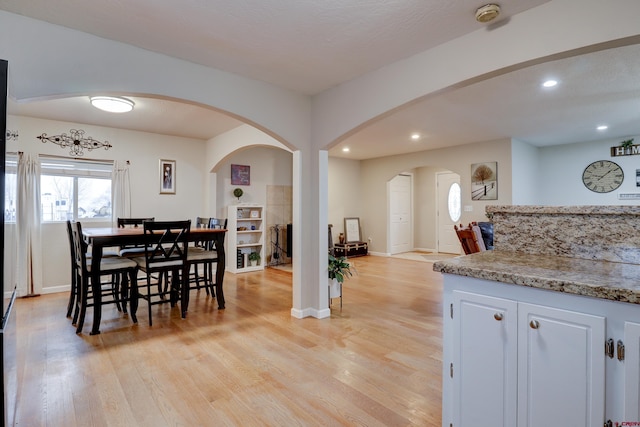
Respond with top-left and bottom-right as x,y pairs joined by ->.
344,217 -> 361,243
159,159 -> 176,194
231,164 -> 250,185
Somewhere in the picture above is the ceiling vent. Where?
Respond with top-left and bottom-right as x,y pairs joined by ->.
475,4 -> 501,23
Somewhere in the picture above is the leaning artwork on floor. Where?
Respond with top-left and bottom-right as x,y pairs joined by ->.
471,161 -> 497,200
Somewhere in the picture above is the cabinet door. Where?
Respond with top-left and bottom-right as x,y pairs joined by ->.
624,321 -> 640,420
453,291 -> 518,427
518,303 -> 605,427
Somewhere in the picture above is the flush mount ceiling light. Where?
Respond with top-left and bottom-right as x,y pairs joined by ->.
475,3 -> 501,23
411,133 -> 421,141
542,79 -> 558,88
90,96 -> 134,113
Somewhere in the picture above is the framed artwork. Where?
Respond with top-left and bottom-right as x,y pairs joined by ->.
344,217 -> 361,243
231,164 -> 250,185
159,159 -> 176,194
250,210 -> 260,218
471,161 -> 498,200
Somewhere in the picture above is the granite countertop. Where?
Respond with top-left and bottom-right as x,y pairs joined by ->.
433,251 -> 640,305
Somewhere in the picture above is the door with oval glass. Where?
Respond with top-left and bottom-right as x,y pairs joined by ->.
437,172 -> 462,254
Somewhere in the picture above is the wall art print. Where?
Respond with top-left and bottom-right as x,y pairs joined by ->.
471,161 -> 497,200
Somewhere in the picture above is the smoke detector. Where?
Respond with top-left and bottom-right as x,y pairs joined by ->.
475,4 -> 501,23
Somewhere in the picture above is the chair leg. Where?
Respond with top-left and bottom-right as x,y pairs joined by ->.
113,273 -> 122,312
206,262 -> 215,297
66,268 -> 77,318
146,275 -> 153,327
75,276 -> 89,334
181,268 -> 189,319
71,270 -> 82,325
120,272 -> 129,315
128,268 -> 138,324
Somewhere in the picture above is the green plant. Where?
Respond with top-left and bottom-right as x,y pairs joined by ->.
620,138 -> 635,149
248,251 -> 260,261
328,253 -> 353,284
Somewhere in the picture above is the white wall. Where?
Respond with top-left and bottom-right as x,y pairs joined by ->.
327,157 -> 361,243
537,135 -> 640,205
215,147 -> 293,219
511,139 -> 541,205
6,114 -> 211,292
360,139 -> 512,254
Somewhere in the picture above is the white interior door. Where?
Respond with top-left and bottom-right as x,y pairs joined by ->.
389,174 -> 412,254
437,172 -> 461,254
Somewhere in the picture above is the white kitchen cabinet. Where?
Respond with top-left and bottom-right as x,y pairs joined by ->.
447,286 -> 605,427
452,291 -> 518,427
517,303 -> 605,427
226,204 -> 264,273
624,321 -> 640,421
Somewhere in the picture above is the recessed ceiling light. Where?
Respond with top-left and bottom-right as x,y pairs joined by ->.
411,133 -> 421,141
342,147 -> 350,152
542,80 -> 558,88
597,125 -> 608,131
90,96 -> 135,113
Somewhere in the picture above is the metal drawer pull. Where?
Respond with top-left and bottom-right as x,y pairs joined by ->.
529,320 -> 540,329
493,313 -> 503,321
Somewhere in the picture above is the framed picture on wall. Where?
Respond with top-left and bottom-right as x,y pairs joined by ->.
159,159 -> 176,194
231,164 -> 250,185
471,162 -> 497,200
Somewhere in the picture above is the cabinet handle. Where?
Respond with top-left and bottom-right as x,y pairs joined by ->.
529,320 -> 540,329
493,313 -> 503,321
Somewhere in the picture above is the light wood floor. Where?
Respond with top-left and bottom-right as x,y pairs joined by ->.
14,255 -> 443,426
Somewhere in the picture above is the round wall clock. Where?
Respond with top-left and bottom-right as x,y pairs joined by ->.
582,160 -> 624,193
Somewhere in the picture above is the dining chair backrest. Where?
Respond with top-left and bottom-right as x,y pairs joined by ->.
142,220 -> 191,272
195,217 -> 210,229
71,221 -> 89,274
454,224 -> 482,255
118,217 -> 155,228
65,220 -> 79,317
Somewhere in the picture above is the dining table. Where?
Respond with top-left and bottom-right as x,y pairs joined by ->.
82,226 -> 227,335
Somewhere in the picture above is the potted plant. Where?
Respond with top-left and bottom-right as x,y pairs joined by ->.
328,253 -> 353,298
248,251 -> 260,266
620,138 -> 635,154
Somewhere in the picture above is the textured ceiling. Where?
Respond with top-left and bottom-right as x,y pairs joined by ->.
5,1 -> 640,161
0,0 -> 548,94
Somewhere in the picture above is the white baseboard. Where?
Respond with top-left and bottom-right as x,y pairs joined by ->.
368,251 -> 390,257
291,307 -> 331,319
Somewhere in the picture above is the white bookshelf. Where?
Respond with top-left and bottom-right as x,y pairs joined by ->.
226,204 -> 264,273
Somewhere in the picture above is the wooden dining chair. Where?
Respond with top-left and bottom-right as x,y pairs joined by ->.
187,218 -> 227,297
65,220 -> 122,319
454,224 -> 483,255
117,217 -> 155,257
71,221 -> 139,334
133,220 -> 191,326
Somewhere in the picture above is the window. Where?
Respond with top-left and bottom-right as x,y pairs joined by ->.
5,154 -> 17,223
40,157 -> 112,222
448,182 -> 461,222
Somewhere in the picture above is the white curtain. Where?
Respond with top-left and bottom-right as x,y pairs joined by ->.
16,153 -> 42,297
111,160 -> 131,225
